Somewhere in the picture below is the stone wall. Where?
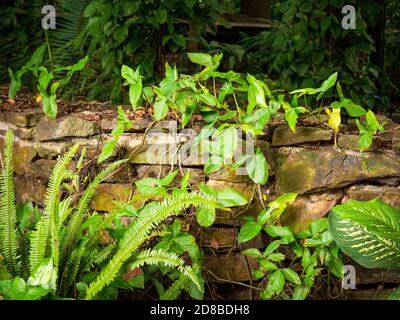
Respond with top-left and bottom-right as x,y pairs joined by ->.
1,106 -> 400,299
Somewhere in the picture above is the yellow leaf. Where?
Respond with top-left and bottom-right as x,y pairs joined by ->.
35,95 -> 42,103
325,108 -> 341,132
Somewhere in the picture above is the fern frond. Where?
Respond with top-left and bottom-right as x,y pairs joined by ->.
0,256 -> 13,280
90,243 -> 116,268
85,191 -> 218,300
160,273 -> 188,300
86,249 -> 200,300
62,238 -> 88,296
59,159 -> 127,273
0,129 -> 21,277
58,196 -> 73,226
29,144 -> 80,273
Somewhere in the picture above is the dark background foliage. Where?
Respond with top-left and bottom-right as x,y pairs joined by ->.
0,0 -> 398,114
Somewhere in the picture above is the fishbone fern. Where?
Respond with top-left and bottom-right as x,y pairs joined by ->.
160,273 -> 189,300
59,159 -> 127,276
0,129 -> 20,277
85,191 -> 218,299
29,144 -> 80,273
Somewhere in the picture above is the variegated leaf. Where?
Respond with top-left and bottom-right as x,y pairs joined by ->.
329,199 -> 400,269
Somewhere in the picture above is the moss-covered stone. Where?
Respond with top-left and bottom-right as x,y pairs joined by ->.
90,183 -> 132,212
203,254 -> 258,282
338,134 -> 377,152
14,175 -> 46,206
4,110 -> 42,127
36,142 -> 68,159
0,136 -> 37,175
281,191 -> 343,232
393,130 -> 400,154
274,147 -> 400,194
272,125 -> 332,146
36,115 -> 98,141
346,184 -> 400,208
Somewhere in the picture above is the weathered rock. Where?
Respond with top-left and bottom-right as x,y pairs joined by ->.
36,115 -> 98,141
90,183 -> 132,212
346,184 -> 400,208
100,117 -> 174,133
274,147 -> 400,194
376,114 -> 399,141
129,132 -> 187,164
338,134 -> 377,152
208,167 -> 251,183
271,125 -> 332,146
32,159 -> 76,181
14,176 -> 46,206
201,227 -> 264,251
206,180 -> 254,200
0,136 -> 37,175
393,130 -> 400,154
4,110 -> 42,127
281,191 -> 343,232
301,114 -> 330,126
36,142 -> 68,159
0,121 -> 35,140
203,254 -> 258,282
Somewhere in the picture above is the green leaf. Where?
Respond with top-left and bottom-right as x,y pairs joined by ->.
285,108 -> 298,132
27,257 -> 56,290
246,149 -> 268,185
247,74 -> 267,113
263,240 -> 281,256
388,287 -> 400,300
187,53 -> 213,68
242,248 -> 262,258
121,65 -> 137,83
217,188 -> 248,207
268,253 -> 285,262
196,207 -> 215,227
268,193 -> 297,219
135,178 -> 166,197
193,123 -> 215,146
260,259 -> 278,271
129,82 -> 142,110
154,98 -> 168,120
289,62 -> 309,76
184,0 -> 197,9
38,67 -> 53,89
282,268 -> 301,285
98,137 -> 118,163
265,226 -> 295,243
160,170 -> 178,186
320,16 -> 331,33
267,270 -> 285,296
292,285 -> 309,300
173,233 -> 201,260
238,222 -> 262,243
329,199 -> 400,269
56,56 -> 89,72
204,155 -> 223,174
319,72 -> 338,93
301,248 -> 312,269
180,170 -> 190,190
212,126 -> 238,161
8,68 -> 20,98
342,100 -> 367,117
154,9 -> 167,24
